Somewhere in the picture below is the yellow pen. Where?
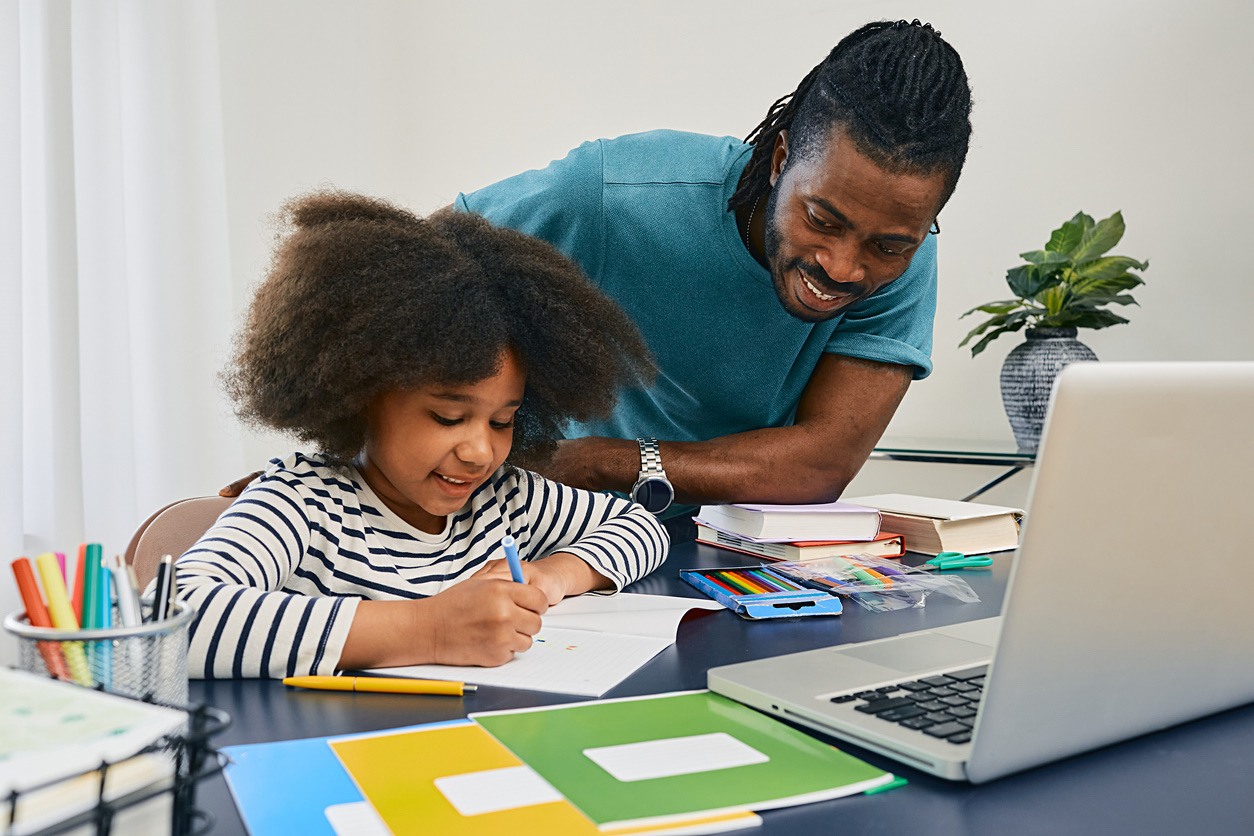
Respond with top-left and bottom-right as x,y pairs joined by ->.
282,675 -> 476,696
34,552 -> 94,686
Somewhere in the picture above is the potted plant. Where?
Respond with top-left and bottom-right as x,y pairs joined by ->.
959,210 -> 1148,451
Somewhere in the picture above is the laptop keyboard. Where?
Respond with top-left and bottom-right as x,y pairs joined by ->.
830,665 -> 988,745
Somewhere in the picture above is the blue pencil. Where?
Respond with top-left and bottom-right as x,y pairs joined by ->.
501,535 -> 524,583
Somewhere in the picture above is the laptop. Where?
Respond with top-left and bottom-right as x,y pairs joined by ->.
708,361 -> 1254,783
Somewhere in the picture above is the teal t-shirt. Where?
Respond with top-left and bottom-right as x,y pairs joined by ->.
457,129 -> 937,446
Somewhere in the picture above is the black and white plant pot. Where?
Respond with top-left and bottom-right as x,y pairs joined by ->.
999,327 -> 1097,452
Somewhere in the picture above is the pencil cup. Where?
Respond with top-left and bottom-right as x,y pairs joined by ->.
4,601 -> 194,706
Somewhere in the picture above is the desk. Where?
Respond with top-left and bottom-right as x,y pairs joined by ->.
192,543 -> 1254,835
870,437 -> 1036,501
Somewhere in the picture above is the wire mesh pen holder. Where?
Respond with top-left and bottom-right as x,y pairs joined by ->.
4,602 -> 194,706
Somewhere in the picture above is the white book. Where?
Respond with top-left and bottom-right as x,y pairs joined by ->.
844,494 -> 1023,555
844,494 -> 1023,521
695,501 -> 881,542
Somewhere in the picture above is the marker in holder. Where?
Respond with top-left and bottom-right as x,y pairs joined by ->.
681,566 -> 843,620
5,600 -> 195,706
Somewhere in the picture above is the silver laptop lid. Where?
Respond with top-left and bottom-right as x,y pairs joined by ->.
967,361 -> 1254,781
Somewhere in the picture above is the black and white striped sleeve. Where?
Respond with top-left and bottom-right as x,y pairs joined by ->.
172,478 -> 359,679
515,470 -> 669,591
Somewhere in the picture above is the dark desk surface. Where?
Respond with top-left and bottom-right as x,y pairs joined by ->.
192,543 -> 1254,835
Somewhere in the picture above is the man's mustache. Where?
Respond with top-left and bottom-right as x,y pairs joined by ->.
784,259 -> 860,295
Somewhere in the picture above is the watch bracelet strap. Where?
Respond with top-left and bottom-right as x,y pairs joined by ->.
637,437 -> 666,476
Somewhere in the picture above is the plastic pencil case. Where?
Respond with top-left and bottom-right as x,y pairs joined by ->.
681,568 -> 843,620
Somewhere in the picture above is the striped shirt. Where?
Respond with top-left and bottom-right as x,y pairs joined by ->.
175,452 -> 669,679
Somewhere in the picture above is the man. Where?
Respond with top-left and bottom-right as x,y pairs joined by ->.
457,20 -> 972,539
223,20 -> 973,543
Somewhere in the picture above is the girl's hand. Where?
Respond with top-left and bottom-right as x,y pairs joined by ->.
339,578 -> 548,671
421,577 -> 549,666
473,552 -> 612,605
473,557 -> 570,605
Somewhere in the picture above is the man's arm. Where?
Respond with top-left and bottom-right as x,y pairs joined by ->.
540,354 -> 911,506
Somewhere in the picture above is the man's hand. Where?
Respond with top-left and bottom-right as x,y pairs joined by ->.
531,355 -> 913,506
541,437 -> 635,493
219,471 -> 263,498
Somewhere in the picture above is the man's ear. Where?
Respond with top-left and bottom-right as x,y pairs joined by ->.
769,130 -> 789,188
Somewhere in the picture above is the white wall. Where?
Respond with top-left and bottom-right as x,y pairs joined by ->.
214,0 -> 1254,509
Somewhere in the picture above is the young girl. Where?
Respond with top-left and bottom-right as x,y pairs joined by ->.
178,191 -> 666,679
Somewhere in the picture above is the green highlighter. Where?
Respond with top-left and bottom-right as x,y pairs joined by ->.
925,551 -> 994,570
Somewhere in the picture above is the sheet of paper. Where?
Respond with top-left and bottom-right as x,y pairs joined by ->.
542,592 -> 721,640
369,592 -> 720,696
376,627 -> 671,696
434,764 -> 563,816
584,733 -> 769,782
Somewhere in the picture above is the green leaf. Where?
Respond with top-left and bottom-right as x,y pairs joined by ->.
1018,249 -> 1072,268
1068,309 -> 1131,329
1037,284 -> 1071,316
959,313 -> 1008,347
1045,213 -> 1090,256
1074,255 -> 1148,281
968,319 -> 1028,357
1070,275 -> 1143,298
1071,292 -> 1139,308
1006,265 -> 1058,299
1071,211 -> 1125,264
960,300 -> 1022,318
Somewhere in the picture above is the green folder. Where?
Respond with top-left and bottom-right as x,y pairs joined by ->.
471,690 -> 893,830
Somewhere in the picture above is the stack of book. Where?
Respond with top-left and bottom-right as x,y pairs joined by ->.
695,525 -> 905,562
695,500 -> 882,541
694,500 -> 903,562
843,494 -> 1023,555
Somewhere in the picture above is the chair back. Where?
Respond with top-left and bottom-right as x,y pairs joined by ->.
125,496 -> 233,588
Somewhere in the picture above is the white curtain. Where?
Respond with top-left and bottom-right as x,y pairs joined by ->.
1,0 -> 244,659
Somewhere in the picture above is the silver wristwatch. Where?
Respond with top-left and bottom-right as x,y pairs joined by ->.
629,437 -> 674,515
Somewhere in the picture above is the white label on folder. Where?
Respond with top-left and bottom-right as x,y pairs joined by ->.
583,732 -> 769,782
325,801 -> 390,836
434,765 -> 563,816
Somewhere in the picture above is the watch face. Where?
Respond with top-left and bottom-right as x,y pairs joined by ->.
632,477 -> 674,514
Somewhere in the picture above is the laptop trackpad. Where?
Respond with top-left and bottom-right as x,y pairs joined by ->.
837,633 -> 992,674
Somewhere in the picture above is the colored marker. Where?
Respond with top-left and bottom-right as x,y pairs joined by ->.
71,544 -> 87,622
283,675 -> 476,696
852,561 -> 893,588
501,535 -> 524,583
34,553 -> 93,686
55,552 -> 67,583
97,559 -> 113,690
152,555 -> 177,621
10,558 -> 72,680
830,557 -> 882,587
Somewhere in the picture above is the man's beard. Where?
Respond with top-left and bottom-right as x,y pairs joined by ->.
763,193 -> 863,324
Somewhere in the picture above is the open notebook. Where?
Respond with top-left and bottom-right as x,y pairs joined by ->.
367,592 -> 720,696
